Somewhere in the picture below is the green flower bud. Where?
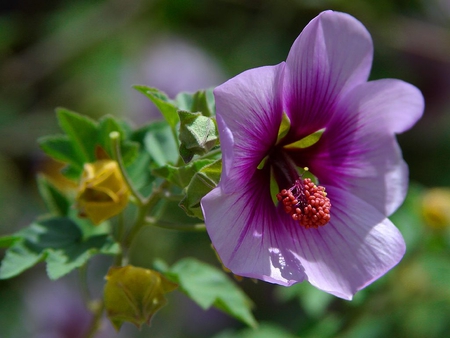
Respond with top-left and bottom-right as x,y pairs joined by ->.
104,265 -> 177,331
76,160 -> 129,224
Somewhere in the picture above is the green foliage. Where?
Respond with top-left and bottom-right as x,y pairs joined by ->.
214,322 -> 298,338
175,88 -> 215,117
36,174 -> 71,216
0,217 -> 119,280
178,110 -> 218,163
38,109 -> 139,179
180,159 -> 221,219
143,120 -> 179,167
163,258 -> 257,328
152,158 -> 215,189
133,86 -> 180,128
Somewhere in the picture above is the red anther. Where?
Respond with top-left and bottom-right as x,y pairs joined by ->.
277,177 -> 331,229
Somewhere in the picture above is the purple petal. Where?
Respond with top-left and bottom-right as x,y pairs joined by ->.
201,171 -> 307,285
214,64 -> 285,194
341,78 -> 424,134
283,11 -> 373,136
302,79 -> 423,215
294,186 -> 405,299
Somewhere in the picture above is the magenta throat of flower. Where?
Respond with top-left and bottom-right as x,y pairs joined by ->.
276,177 -> 331,229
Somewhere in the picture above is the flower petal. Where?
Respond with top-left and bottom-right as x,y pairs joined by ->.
284,11 -> 373,136
302,79 -> 423,215
201,171 -> 307,285
214,64 -> 284,194
294,186 -> 405,299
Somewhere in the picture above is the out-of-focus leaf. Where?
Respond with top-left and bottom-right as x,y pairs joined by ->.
38,135 -> 83,168
213,322 -> 297,338
144,121 -> 179,167
0,235 -> 21,248
165,257 -> 256,328
37,174 -> 70,216
0,217 -> 119,280
56,108 -> 98,163
275,282 -> 333,318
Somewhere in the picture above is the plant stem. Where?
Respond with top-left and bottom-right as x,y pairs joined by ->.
110,131 -> 145,207
84,300 -> 105,338
125,179 -> 170,247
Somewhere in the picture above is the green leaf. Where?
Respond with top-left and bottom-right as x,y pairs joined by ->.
151,199 -> 206,231
0,235 -> 20,248
144,121 -> 179,167
178,110 -> 218,163
152,159 -> 215,188
97,116 -> 139,166
284,128 -> 326,149
175,89 -> 215,117
0,242 -> 44,279
133,86 -> 179,128
180,159 -> 221,219
0,217 -> 119,280
38,135 -> 83,167
166,258 -> 256,328
46,233 -> 119,280
36,174 -> 71,216
213,323 -> 297,338
56,108 -> 99,162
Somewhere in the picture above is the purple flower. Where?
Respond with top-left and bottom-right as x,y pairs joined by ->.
201,11 -> 424,299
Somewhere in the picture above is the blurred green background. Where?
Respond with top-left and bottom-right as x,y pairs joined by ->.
1,0 -> 450,337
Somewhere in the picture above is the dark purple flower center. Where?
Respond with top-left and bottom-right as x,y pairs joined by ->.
276,177 -> 331,228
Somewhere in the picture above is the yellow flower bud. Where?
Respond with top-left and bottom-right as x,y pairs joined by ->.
76,160 -> 129,224
422,187 -> 450,230
104,265 -> 177,331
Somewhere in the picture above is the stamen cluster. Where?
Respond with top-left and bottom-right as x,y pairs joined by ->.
276,178 -> 331,229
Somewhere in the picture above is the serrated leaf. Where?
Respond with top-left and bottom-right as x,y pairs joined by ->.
46,234 -> 119,280
178,111 -> 218,163
152,159 -> 215,188
0,217 -> 120,280
37,174 -> 70,216
166,258 -> 256,328
56,108 -> 99,162
180,159 -> 221,219
0,242 -> 44,279
38,135 -> 84,166
134,86 -> 179,127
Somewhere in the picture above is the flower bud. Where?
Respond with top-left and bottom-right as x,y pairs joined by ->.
422,187 -> 450,230
104,265 -> 177,331
76,160 -> 129,224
